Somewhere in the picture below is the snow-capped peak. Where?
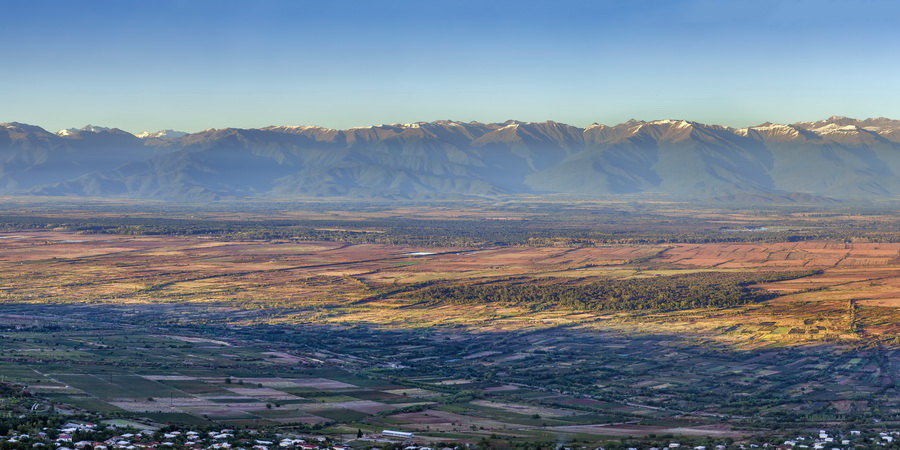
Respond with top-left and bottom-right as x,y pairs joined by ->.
737,123 -> 801,139
56,124 -> 112,136
1,122 -> 47,134
645,119 -> 693,129
752,123 -> 797,132
433,120 -> 462,127
812,123 -> 860,134
273,125 -> 324,130
135,129 -> 188,139
627,119 -> 691,134
82,124 -> 110,133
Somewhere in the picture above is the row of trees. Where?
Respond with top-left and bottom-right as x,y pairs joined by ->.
412,271 -> 821,311
5,211 -> 900,246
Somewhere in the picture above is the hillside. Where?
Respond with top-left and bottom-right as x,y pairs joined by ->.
3,116 -> 900,201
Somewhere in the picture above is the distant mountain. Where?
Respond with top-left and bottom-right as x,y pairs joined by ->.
57,124 -> 113,136
135,129 -> 188,139
4,116 -> 900,201
0,123 -> 171,192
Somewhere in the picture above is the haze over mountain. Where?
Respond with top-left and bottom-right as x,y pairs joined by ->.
3,116 -> 900,202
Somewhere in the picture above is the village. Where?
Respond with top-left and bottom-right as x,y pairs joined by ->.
4,422 -> 900,450
0,421 -> 421,450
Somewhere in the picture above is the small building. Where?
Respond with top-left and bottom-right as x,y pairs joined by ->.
382,431 -> 414,439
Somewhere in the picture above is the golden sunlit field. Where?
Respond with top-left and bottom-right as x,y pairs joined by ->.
3,227 -> 900,344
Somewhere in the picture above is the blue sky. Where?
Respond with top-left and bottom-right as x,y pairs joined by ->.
3,0 -> 900,133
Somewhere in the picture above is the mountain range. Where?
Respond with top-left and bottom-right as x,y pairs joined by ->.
3,116 -> 900,201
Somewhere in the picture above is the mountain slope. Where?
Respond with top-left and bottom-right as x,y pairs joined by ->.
0,123 -> 174,192
5,117 -> 900,201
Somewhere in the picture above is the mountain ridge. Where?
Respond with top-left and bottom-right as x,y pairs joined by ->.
4,117 -> 900,202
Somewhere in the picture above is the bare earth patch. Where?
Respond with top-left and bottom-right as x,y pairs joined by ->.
329,400 -> 395,414
470,400 -> 578,418
388,409 -> 514,432
224,387 -> 303,401
545,424 -> 744,438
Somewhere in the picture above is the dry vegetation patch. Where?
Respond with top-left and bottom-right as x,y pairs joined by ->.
4,229 -> 900,342
546,424 -> 744,438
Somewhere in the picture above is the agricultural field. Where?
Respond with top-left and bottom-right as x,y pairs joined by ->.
3,201 -> 900,441
0,312 -> 741,444
2,228 -> 900,343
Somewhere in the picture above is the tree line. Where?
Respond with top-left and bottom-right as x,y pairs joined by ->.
5,211 -> 900,247
411,270 -> 822,311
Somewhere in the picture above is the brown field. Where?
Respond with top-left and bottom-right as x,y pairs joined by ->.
224,388 -> 300,401
469,400 -> 579,418
328,400 -> 394,414
3,230 -> 900,344
658,242 -> 900,268
387,409 -> 516,433
545,424 -> 745,438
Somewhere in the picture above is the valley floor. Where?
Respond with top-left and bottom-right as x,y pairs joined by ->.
2,225 -> 900,440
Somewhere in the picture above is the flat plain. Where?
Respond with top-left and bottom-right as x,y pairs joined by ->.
2,200 -> 900,444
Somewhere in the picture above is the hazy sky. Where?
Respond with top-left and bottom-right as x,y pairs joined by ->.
4,0 -> 900,133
